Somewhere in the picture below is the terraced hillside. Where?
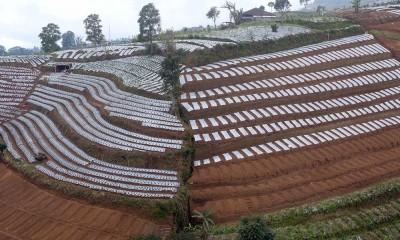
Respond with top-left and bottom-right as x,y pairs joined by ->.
180,34 -> 400,222
0,53 -> 184,201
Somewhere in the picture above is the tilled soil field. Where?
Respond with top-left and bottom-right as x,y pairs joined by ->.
181,29 -> 400,223
0,163 -> 168,240
190,127 -> 400,222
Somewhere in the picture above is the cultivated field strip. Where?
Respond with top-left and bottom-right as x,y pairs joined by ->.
180,35 -> 400,165
367,5 -> 400,16
274,196 -> 400,239
193,115 -> 400,166
0,110 -> 179,198
181,58 -> 400,102
74,56 -> 166,94
0,55 -> 49,67
180,34 -> 376,84
184,34 -> 400,222
191,128 -> 400,222
189,84 -> 400,133
175,39 -> 236,49
181,46 -> 393,115
0,66 -> 39,123
28,85 -> 182,152
193,99 -> 400,145
0,164 -> 169,239
45,73 -> 184,132
54,45 -> 146,61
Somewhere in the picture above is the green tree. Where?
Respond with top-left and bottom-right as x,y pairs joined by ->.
221,1 -> 243,25
352,0 -> 361,13
0,143 -> 6,153
206,6 -> 221,29
268,2 -> 275,12
160,50 -> 182,94
83,14 -> 105,46
61,31 -> 76,49
192,210 -> 215,233
239,216 -> 274,240
138,3 -> 161,55
274,0 -> 292,20
299,0 -> 311,10
38,23 -> 61,53
316,5 -> 325,15
75,36 -> 85,48
0,45 -> 6,55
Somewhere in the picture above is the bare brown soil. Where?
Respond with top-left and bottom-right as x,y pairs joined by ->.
332,9 -> 400,26
0,163 -> 169,239
184,17 -> 400,223
369,22 -> 400,32
190,127 -> 400,223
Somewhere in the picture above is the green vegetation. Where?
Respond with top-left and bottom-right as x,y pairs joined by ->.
0,45 -> 6,55
180,25 -> 364,67
299,0 -> 311,10
83,14 -> 105,46
0,143 -> 6,153
274,0 -> 292,20
61,31 -> 76,50
352,0 -> 362,13
38,23 -> 61,53
271,24 -> 279,32
166,231 -> 197,240
129,234 -> 162,240
206,175 -> 400,239
221,1 -> 243,26
138,3 -> 161,55
274,199 -> 400,239
284,18 -> 355,31
0,152 -> 174,222
160,50 -> 183,95
192,210 -> 216,233
206,6 -> 220,29
239,216 -> 274,240
371,30 -> 400,41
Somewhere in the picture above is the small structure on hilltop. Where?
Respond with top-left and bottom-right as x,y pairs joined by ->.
54,63 -> 73,73
241,7 -> 276,22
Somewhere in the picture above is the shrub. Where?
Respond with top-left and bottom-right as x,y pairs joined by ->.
129,234 -> 162,240
239,216 -> 274,240
271,24 -> 279,33
145,42 -> 162,55
167,231 -> 197,240
0,143 -> 6,153
160,51 -> 182,94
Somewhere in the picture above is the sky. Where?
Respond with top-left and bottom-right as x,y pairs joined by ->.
0,0 -> 302,49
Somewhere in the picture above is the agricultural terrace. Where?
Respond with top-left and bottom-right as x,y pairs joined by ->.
1,3 -> 400,239
182,32 -> 400,222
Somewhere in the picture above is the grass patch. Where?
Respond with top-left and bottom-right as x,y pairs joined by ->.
208,176 -> 400,237
371,30 -> 400,40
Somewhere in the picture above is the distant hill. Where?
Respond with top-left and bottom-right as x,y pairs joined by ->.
308,0 -> 393,10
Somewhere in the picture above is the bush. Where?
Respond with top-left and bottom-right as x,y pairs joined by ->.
271,24 -> 279,33
0,143 -> 6,153
145,42 -> 162,55
129,234 -> 162,240
167,231 -> 197,240
239,216 -> 274,240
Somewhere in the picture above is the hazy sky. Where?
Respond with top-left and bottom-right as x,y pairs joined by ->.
0,0 -> 302,49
